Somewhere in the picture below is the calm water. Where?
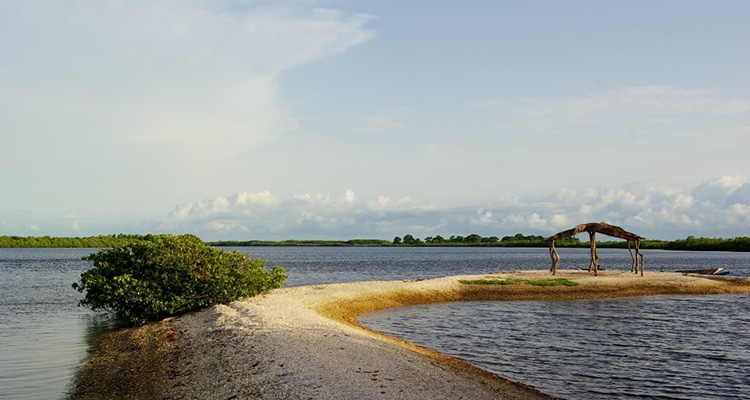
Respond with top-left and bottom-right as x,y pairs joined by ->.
359,297 -> 750,400
0,248 -> 110,400
232,246 -> 750,286
1,246 -> 749,399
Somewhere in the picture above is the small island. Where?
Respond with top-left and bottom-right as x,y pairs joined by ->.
71,270 -> 750,399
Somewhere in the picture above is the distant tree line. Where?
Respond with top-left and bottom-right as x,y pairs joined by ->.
3,234 -> 750,252
0,234 -> 147,248
663,236 -> 750,251
391,233 -> 562,246
389,233 -> 750,252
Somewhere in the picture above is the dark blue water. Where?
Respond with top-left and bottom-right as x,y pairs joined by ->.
359,296 -> 750,400
1,246 -> 749,399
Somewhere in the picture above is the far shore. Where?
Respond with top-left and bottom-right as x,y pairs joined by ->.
70,270 -> 750,400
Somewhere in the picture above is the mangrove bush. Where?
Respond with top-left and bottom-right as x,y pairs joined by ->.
72,234 -> 286,325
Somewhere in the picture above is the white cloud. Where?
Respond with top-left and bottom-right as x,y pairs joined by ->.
549,214 -> 569,228
153,177 -> 750,241
471,210 -> 494,227
528,213 -> 546,229
691,176 -> 745,204
367,196 -> 425,213
235,191 -> 280,208
343,189 -> 357,205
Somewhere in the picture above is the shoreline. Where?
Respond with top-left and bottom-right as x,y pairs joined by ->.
70,270 -> 750,399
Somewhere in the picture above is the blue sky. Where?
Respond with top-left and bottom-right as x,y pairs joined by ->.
1,0 -> 749,241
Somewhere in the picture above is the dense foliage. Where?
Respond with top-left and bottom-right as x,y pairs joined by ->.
391,233 -> 578,247
72,234 -> 286,325
664,236 -> 750,251
0,234 -> 146,248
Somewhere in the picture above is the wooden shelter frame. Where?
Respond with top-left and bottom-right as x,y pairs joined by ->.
545,222 -> 645,276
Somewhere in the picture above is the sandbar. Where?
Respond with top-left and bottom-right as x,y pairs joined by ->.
70,270 -> 750,399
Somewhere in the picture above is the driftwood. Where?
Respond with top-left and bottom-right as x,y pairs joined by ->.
545,222 -> 645,276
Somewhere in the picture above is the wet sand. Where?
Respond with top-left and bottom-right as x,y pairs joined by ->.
70,270 -> 750,399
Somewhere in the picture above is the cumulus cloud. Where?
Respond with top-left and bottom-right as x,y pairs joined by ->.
691,176 -> 746,204
157,177 -> 750,241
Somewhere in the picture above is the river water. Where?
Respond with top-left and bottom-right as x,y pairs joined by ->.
1,246 -> 749,399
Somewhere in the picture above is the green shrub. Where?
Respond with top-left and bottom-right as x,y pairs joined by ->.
72,234 -> 286,325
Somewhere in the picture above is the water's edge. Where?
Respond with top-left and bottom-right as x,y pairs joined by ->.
3,247 -> 749,399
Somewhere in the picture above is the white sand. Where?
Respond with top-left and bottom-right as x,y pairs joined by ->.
162,270 -> 750,399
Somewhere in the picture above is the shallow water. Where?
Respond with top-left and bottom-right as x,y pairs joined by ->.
1,246 -> 749,399
0,248 -> 111,400
359,296 -> 750,400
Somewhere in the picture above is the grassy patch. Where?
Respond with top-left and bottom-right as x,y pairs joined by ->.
526,278 -> 579,287
459,278 -> 579,287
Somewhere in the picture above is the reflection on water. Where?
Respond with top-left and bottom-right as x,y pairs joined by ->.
359,295 -> 750,400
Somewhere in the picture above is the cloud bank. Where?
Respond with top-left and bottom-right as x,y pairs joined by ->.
157,176 -> 750,241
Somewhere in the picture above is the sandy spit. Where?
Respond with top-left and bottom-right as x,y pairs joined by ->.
70,270 -> 750,400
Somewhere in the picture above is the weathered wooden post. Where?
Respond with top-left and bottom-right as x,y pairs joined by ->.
549,240 -> 560,275
588,230 -> 599,276
546,222 -> 645,277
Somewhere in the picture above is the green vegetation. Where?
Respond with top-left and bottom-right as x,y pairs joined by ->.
664,236 -> 750,251
459,278 -> 579,287
526,278 -> 579,287
72,234 -> 286,325
0,234 -> 147,248
2,233 -> 750,252
389,233 -> 750,252
392,233 -> 554,246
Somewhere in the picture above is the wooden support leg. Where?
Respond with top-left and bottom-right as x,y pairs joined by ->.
589,232 -> 599,276
549,241 -> 559,275
635,240 -> 644,276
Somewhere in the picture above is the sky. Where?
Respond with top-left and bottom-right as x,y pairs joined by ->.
1,0 -> 749,242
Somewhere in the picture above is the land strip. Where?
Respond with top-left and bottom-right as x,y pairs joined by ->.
70,270 -> 750,400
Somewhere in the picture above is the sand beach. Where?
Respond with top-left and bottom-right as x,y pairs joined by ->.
71,270 -> 750,399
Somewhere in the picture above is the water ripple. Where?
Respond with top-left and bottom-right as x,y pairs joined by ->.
359,295 -> 750,400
